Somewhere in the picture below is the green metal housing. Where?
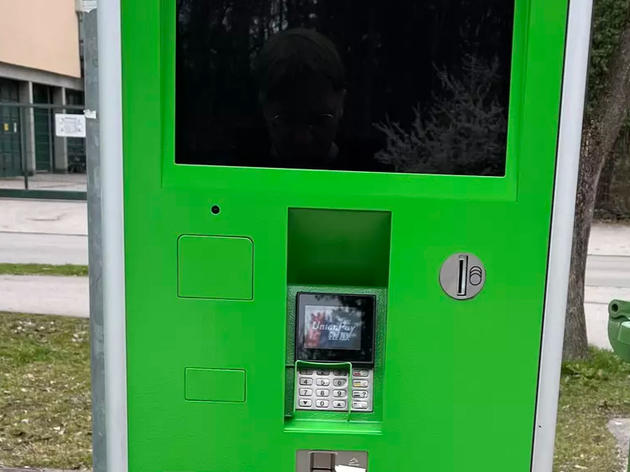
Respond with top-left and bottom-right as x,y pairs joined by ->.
608,300 -> 630,362
120,0 -> 569,470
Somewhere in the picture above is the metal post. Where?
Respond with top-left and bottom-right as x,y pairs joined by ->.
84,4 -> 107,472
18,105 -> 29,189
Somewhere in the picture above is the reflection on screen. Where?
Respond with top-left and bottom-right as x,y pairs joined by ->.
304,305 -> 363,351
176,1 -> 514,176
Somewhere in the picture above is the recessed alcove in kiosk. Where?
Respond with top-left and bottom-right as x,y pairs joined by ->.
287,208 -> 391,288
285,209 -> 391,430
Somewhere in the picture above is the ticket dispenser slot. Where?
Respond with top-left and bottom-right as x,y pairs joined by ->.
296,450 -> 368,472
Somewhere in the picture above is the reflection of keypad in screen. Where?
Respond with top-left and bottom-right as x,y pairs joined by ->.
296,368 -> 373,412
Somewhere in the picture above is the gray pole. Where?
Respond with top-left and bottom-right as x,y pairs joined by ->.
19,106 -> 29,189
84,4 -> 107,472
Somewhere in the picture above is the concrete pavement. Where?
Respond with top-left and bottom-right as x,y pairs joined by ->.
585,223 -> 630,350
0,198 -> 88,265
0,198 -> 87,234
0,198 -> 89,317
588,223 -> 630,257
0,231 -> 88,265
0,173 -> 87,192
608,418 -> 630,470
0,274 -> 89,318
587,255 -> 630,287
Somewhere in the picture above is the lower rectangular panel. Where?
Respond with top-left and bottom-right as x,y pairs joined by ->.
185,368 -> 246,402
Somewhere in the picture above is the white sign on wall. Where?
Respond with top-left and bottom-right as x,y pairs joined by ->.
76,0 -> 97,12
55,114 -> 87,138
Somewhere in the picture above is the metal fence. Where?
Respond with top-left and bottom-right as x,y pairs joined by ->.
0,101 -> 87,199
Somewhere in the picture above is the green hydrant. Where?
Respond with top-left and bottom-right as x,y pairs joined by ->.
608,300 -> 630,471
608,300 -> 630,363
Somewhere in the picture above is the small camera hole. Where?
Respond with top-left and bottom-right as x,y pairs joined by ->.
211,205 -> 221,215
611,303 -> 619,313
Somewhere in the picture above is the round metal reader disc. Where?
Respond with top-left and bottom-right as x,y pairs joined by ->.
439,253 -> 486,300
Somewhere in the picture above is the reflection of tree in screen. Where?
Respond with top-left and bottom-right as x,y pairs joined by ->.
176,0 -> 514,175
374,54 -> 507,176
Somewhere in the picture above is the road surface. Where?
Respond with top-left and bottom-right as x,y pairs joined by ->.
0,199 -> 88,265
586,254 -> 630,288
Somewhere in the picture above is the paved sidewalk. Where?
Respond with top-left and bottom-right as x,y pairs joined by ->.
585,222 -> 630,351
608,418 -> 630,472
0,199 -> 87,234
0,199 -> 89,317
0,198 -> 88,265
585,287 -> 630,351
0,173 -> 87,192
589,222 -> 630,256
0,232 -> 88,265
0,275 -> 89,318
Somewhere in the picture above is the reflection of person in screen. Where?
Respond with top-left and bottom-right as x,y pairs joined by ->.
305,310 -> 326,348
254,28 -> 346,170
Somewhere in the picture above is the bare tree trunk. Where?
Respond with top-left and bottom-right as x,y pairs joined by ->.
564,25 -> 630,361
595,154 -> 615,212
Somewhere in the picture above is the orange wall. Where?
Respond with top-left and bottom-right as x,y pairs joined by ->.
0,0 -> 81,78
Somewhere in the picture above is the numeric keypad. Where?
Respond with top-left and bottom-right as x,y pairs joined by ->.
295,368 -> 374,412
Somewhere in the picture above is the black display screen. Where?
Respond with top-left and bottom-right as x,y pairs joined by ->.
296,293 -> 375,365
176,0 -> 515,176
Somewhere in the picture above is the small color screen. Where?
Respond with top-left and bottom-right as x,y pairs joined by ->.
295,292 -> 376,364
303,305 -> 363,351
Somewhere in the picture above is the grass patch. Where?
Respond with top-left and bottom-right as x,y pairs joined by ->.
0,312 -> 627,470
0,263 -> 88,277
0,312 -> 91,469
554,347 -> 630,472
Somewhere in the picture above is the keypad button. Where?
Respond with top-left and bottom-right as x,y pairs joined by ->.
352,390 -> 368,399
297,367 -> 372,413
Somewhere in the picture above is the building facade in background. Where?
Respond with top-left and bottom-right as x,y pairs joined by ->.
0,0 -> 85,177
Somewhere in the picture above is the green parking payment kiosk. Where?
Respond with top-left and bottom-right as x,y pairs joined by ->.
96,0 -> 593,470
